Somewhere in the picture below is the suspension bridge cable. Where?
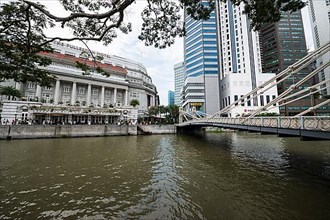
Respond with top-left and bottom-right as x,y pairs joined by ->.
210,41 -> 330,118
247,60 -> 330,118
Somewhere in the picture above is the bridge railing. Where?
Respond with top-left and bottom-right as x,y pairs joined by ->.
302,117 -> 330,131
180,116 -> 330,131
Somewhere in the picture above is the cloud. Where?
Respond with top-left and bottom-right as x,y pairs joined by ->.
40,0 -> 183,105
84,1 -> 184,105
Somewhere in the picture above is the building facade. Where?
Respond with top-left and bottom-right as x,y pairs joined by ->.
217,1 -> 279,116
181,1 -> 279,117
168,90 -> 175,106
307,0 -> 330,96
259,11 -> 307,75
174,62 -> 185,106
0,42 -> 158,125
259,10 -> 329,115
183,1 -> 221,114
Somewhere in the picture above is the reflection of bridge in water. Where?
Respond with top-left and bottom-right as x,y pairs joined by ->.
178,42 -> 330,140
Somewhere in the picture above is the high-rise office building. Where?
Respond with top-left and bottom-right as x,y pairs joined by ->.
168,90 -> 175,106
259,11 -> 307,75
174,62 -> 185,106
259,10 -> 327,115
182,1 -> 278,116
182,1 -> 221,114
307,0 -> 330,97
218,1 -> 278,116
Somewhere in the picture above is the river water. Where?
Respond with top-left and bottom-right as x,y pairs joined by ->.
1,132 -> 330,219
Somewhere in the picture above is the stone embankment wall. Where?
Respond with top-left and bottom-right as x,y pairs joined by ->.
0,125 -> 137,140
138,125 -> 176,134
0,124 -> 177,140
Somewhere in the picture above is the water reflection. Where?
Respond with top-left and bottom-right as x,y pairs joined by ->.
1,133 -> 330,219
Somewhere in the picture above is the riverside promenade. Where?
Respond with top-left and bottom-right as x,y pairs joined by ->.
0,124 -> 176,140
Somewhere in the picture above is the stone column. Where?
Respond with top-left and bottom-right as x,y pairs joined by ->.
36,85 -> 42,101
113,88 -> 117,105
15,82 -> 22,91
71,82 -> 77,105
87,84 -> 92,106
125,89 -> 129,106
54,79 -> 61,104
100,86 -> 105,107
150,96 -> 153,106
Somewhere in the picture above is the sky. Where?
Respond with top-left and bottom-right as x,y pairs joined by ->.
43,0 -> 184,106
1,0 -> 314,105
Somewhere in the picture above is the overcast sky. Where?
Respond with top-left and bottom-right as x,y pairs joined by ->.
2,0 -> 314,105
42,0 -> 184,106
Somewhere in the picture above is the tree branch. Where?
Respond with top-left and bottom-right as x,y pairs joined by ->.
23,0 -> 134,27
37,11 -> 124,47
0,3 -> 30,33
79,39 -> 103,76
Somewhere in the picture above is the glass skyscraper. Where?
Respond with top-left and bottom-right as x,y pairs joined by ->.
174,62 -> 185,106
259,10 -> 323,116
182,1 -> 279,117
182,1 -> 221,114
308,0 -> 330,97
168,90 -> 175,106
217,1 -> 279,117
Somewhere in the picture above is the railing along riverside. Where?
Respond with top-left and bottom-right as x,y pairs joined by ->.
180,116 -> 330,131
30,109 -> 121,115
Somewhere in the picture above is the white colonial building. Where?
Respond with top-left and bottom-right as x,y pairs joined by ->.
0,42 -> 158,125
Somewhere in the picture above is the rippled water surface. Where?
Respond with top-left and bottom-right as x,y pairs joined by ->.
1,132 -> 330,219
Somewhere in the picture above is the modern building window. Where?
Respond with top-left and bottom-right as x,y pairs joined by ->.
247,95 -> 251,106
234,95 -> 238,106
93,89 -> 98,95
260,95 -> 264,106
272,95 -> 276,106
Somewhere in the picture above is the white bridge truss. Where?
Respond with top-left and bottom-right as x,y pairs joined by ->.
179,42 -> 330,137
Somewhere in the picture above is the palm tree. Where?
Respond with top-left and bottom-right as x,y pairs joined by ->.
168,105 -> 179,123
0,86 -> 21,100
148,106 -> 159,116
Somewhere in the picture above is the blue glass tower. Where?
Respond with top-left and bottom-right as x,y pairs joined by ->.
168,90 -> 175,106
183,1 -> 220,114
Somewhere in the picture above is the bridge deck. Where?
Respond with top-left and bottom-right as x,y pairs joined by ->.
177,117 -> 330,140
